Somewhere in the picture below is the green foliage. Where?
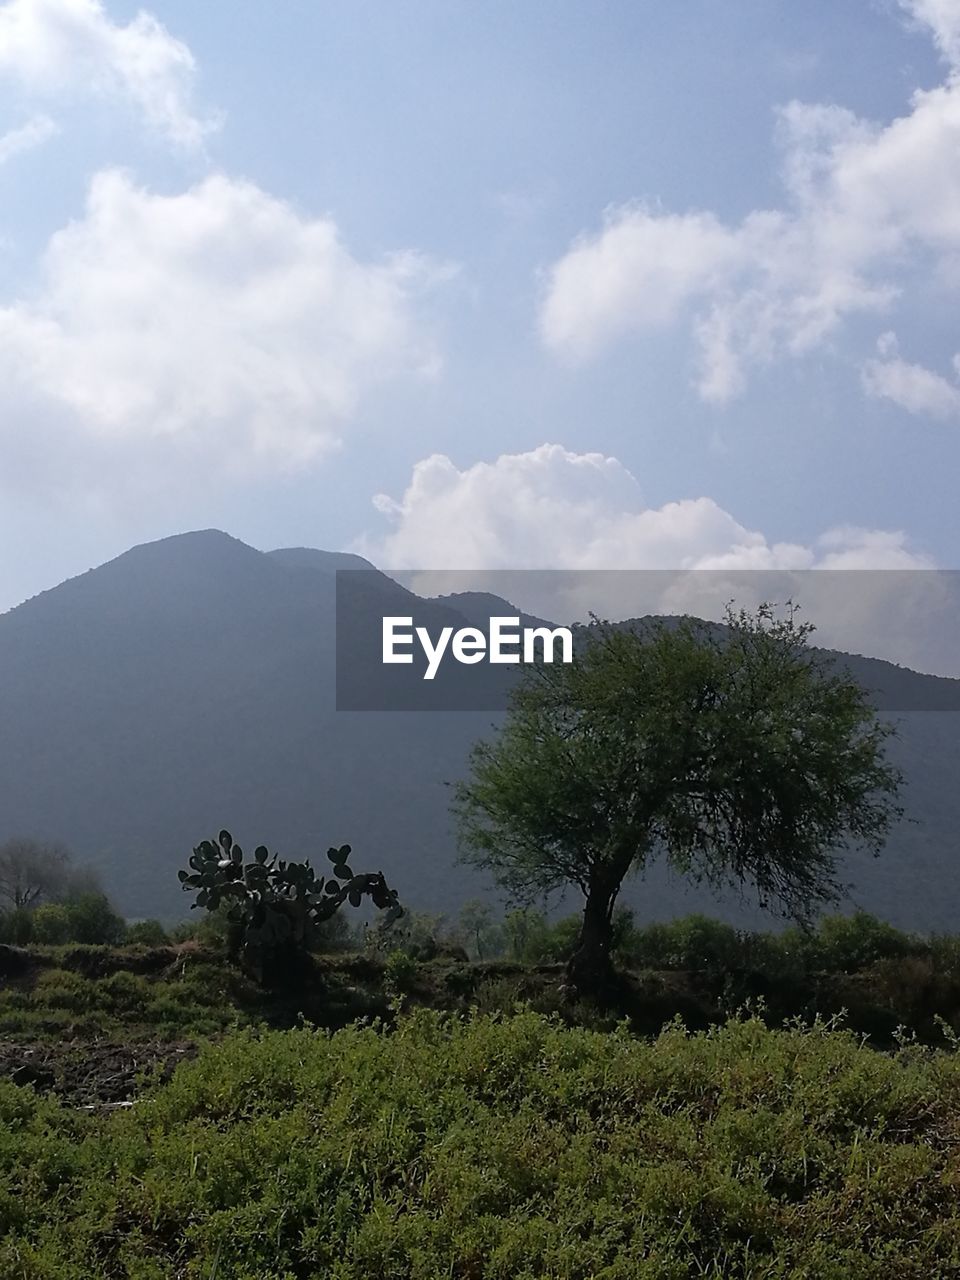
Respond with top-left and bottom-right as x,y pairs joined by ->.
29,905 -> 73,946
0,896 -> 127,948
5,1010 -> 960,1276
123,919 -> 170,946
618,914 -> 745,975
383,948 -> 418,992
458,898 -> 504,960
457,605 -> 904,986
363,910 -> 457,962
610,911 -> 922,981
59,893 -> 126,945
498,908 -> 634,964
0,960 -> 257,1042
816,910 -> 919,972
179,830 -> 403,983
0,907 -> 35,945
501,907 -> 553,963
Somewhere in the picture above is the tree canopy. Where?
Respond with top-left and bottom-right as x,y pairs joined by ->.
455,605 -> 904,989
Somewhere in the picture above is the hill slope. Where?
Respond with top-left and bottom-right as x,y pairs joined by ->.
0,530 -> 957,928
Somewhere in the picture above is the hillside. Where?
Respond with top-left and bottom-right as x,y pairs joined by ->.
0,530 -> 957,928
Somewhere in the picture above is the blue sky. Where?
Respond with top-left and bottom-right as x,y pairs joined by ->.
0,0 -> 957,615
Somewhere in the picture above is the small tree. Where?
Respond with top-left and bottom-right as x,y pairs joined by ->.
458,899 -> 503,960
0,839 -> 70,909
455,606 -> 904,991
64,893 -> 126,945
180,830 -> 403,983
30,903 -> 73,945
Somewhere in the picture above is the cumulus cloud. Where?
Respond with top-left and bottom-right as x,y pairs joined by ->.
861,331 -> 960,419
0,169 -> 446,486
540,5 -> 960,404
359,443 -> 953,673
0,113 -> 56,164
0,0 -> 216,149
899,0 -> 960,68
360,443 -> 929,574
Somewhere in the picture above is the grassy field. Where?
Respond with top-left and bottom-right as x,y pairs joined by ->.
4,935 -> 960,1276
3,1008 -> 960,1277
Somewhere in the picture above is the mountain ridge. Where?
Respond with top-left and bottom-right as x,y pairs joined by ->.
0,529 -> 956,929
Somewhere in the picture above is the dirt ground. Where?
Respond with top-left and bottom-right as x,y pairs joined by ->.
0,1038 -> 198,1107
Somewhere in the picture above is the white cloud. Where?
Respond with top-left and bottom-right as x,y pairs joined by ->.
861,330 -> 960,419
0,169 -> 446,485
361,442 -> 929,574
541,209 -> 743,360
899,0 -> 960,68
0,0 -> 216,149
359,444 -> 952,673
0,112 -> 56,164
540,8 -> 960,403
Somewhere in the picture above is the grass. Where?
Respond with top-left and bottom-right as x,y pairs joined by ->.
3,1008 -> 960,1277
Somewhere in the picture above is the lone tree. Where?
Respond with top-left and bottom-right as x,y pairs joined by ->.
0,838 -> 71,910
455,605 -> 904,991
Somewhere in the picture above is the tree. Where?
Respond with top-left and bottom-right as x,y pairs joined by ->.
458,899 -> 502,960
0,838 -> 70,909
30,903 -> 73,945
455,605 -> 904,991
64,892 -> 126,945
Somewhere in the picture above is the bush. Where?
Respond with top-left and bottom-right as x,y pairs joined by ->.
383,949 -> 418,992
501,909 -> 553,963
30,904 -> 73,945
62,893 -> 126,945
619,914 -> 744,974
0,908 -> 34,945
180,831 -> 402,985
311,911 -> 357,954
365,911 -> 450,961
816,911 -> 918,973
123,919 -> 170,946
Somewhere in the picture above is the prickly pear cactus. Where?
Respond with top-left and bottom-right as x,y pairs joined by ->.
179,830 -> 403,983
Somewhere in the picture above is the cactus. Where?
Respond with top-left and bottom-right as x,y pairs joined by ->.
179,829 -> 403,984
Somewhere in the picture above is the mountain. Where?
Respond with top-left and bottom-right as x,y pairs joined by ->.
0,530 -> 957,930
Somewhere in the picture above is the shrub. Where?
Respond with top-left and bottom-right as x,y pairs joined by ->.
364,911 -> 450,961
502,908 -> 553,963
124,919 -> 170,946
620,914 -> 744,974
62,893 -> 126,945
28,904 -> 72,945
383,949 -> 418,992
0,908 -> 34,945
816,911 -> 918,972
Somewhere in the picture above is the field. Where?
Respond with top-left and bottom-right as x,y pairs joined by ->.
5,933 -> 960,1277
4,1003 -> 960,1278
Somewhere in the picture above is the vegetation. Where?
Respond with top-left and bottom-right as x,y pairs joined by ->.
4,1008 -> 960,1276
0,839 -> 73,910
0,893 -> 126,948
179,831 -> 402,984
456,606 -> 904,990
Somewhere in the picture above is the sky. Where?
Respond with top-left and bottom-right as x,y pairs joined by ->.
0,0 -> 958,622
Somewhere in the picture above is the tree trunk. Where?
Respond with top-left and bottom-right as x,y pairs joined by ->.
566,872 -> 620,992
